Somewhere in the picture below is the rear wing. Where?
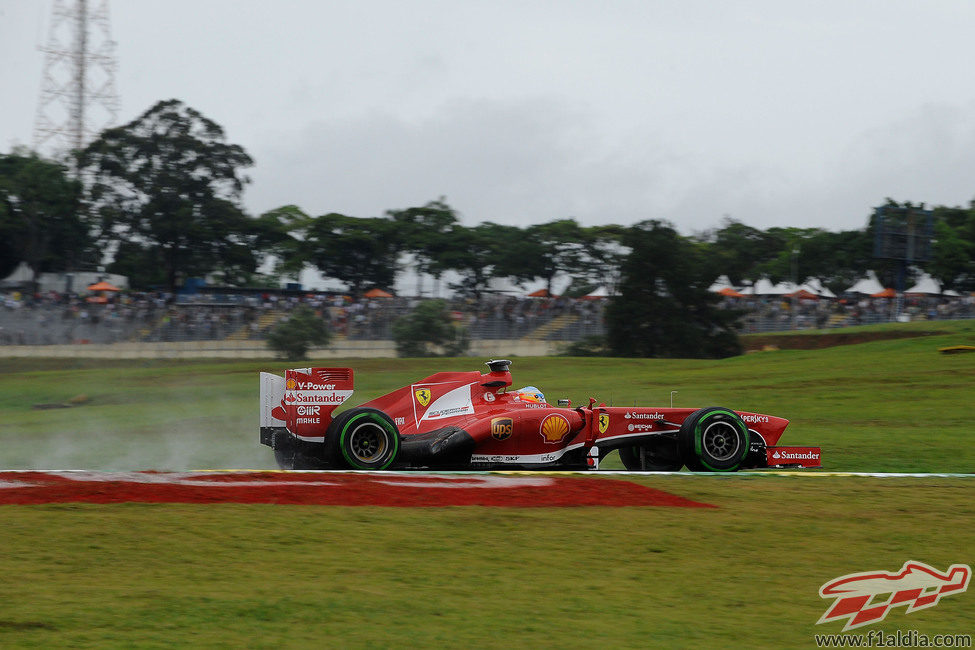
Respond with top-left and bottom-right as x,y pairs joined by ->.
260,367 -> 354,442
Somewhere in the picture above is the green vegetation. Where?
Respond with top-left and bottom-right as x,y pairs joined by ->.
8,100 -> 975,297
264,305 -> 332,360
79,99 -> 256,291
0,150 -> 90,284
0,323 -> 973,647
2,321 -> 972,471
607,220 -> 742,359
0,477 -> 972,648
391,299 -> 470,357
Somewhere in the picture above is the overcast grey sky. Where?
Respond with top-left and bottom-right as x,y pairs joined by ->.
3,0 -> 975,233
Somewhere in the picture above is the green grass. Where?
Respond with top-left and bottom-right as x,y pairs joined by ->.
0,477 -> 972,648
1,321 -> 973,471
1,324 -> 974,647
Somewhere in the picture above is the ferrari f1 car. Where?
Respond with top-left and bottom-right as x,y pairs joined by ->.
259,360 -> 821,472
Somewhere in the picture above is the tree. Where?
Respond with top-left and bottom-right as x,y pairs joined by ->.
706,219 -> 783,285
106,241 -> 166,288
387,199 -> 460,293
252,204 -> 312,285
445,223 -> 520,299
265,305 -> 332,360
0,150 -> 91,285
514,219 -> 588,295
391,299 -> 469,357
928,218 -> 973,291
606,220 -> 742,359
78,99 -> 256,292
583,224 -> 629,291
302,213 -> 400,295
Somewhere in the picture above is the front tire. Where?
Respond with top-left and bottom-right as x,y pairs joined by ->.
678,407 -> 749,472
327,408 -> 400,470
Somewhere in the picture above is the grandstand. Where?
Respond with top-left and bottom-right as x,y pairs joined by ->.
1,287 -> 973,351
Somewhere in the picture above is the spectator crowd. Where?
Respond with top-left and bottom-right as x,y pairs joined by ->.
1,286 -> 973,347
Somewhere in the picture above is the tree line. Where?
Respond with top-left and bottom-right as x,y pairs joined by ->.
2,98 -> 974,298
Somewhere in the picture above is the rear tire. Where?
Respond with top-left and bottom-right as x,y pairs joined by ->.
618,438 -> 683,471
327,408 -> 400,470
678,407 -> 749,472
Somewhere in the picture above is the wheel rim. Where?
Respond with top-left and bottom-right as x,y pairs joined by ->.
347,421 -> 388,463
701,420 -> 741,461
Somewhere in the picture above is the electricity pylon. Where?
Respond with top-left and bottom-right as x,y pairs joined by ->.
32,0 -> 119,161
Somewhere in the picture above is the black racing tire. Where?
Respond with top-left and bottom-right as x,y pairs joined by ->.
678,407 -> 749,472
326,408 -> 400,470
618,438 -> 683,471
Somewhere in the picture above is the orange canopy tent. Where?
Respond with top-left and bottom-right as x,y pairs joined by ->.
717,287 -> 746,298
871,288 -> 897,298
785,289 -> 820,300
363,288 -> 393,298
86,281 -> 120,292
527,289 -> 558,298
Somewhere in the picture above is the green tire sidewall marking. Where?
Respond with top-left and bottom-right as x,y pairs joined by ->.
693,409 -> 749,472
339,412 -> 400,469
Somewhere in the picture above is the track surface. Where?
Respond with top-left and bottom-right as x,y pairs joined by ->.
0,471 -> 714,507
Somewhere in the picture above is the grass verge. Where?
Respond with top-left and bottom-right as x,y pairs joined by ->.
0,476 -> 971,648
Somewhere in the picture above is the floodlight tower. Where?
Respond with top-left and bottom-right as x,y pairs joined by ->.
33,0 -> 119,163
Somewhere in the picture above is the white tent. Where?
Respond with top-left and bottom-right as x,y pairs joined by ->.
906,273 -> 942,295
846,271 -> 885,295
581,285 -> 610,299
770,281 -> 798,295
747,278 -> 777,295
745,278 -> 796,295
708,275 -> 734,292
803,278 -> 837,299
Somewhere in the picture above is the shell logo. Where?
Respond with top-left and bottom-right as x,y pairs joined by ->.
286,378 -> 297,390
539,414 -> 570,444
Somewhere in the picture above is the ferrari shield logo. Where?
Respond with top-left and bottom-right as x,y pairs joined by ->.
414,388 -> 431,407
491,417 -> 513,441
598,413 -> 609,434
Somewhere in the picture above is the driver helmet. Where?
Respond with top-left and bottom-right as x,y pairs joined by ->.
512,386 -> 545,404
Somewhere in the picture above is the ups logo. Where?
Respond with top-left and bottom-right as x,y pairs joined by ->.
491,417 -> 513,441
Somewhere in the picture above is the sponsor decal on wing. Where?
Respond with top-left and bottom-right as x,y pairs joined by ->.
415,388 -> 432,407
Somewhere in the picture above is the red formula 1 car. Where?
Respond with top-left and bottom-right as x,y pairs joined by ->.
259,360 -> 821,472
